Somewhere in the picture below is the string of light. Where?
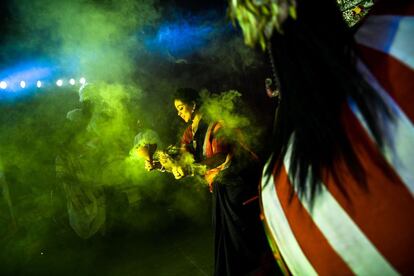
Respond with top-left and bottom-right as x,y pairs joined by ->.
0,77 -> 86,90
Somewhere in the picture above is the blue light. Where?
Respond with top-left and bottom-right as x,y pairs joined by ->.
0,61 -> 54,98
144,17 -> 223,58
0,60 -> 84,101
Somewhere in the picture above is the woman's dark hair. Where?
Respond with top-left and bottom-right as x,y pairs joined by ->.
173,87 -> 202,110
265,0 -> 392,201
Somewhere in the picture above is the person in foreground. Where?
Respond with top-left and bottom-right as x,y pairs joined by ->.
230,0 -> 414,274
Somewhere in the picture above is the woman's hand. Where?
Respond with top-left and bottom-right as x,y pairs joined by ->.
172,165 -> 185,179
144,160 -> 154,171
158,152 -> 173,168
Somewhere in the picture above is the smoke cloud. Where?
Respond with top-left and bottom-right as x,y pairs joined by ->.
0,0 -> 272,273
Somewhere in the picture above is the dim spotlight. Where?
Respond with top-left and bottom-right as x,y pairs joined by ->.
20,81 -> 26,88
79,77 -> 86,85
69,78 -> 76,85
37,81 -> 42,88
0,81 -> 7,89
56,79 -> 63,87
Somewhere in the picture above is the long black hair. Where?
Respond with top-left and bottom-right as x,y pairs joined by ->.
265,0 -> 392,201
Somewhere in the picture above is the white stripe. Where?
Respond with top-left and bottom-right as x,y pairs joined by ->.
354,60 -> 414,195
355,15 -> 414,69
392,17 -> 414,69
282,143 -> 399,276
261,162 -> 318,276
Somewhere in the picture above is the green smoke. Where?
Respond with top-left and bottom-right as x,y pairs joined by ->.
0,1 -> 213,272
200,89 -> 262,153
0,0 -> 275,273
0,82 -> 212,273
11,0 -> 160,80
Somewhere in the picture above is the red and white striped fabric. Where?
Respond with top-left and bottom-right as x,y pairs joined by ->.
260,1 -> 414,275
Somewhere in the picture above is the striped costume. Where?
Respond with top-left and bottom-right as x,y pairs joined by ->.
261,2 -> 414,275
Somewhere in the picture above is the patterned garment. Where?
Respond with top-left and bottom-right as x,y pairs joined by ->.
261,1 -> 414,275
337,0 -> 374,27
181,121 -> 230,190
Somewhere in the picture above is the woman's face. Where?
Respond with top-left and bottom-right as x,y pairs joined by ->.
174,99 -> 193,123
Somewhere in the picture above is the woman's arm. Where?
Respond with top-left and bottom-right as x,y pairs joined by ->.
199,153 -> 228,169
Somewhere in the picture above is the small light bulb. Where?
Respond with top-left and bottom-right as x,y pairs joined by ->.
0,81 -> 7,89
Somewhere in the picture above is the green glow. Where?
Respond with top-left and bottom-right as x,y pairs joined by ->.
0,0 -> 267,272
0,1 -> 211,270
200,89 -> 261,150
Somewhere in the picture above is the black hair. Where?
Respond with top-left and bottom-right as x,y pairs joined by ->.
265,0 -> 393,201
173,87 -> 202,110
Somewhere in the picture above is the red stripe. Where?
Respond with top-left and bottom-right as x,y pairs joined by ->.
181,125 -> 193,145
371,0 -> 414,16
210,123 -> 224,157
273,167 -> 354,275
356,45 -> 414,123
320,108 -> 414,274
